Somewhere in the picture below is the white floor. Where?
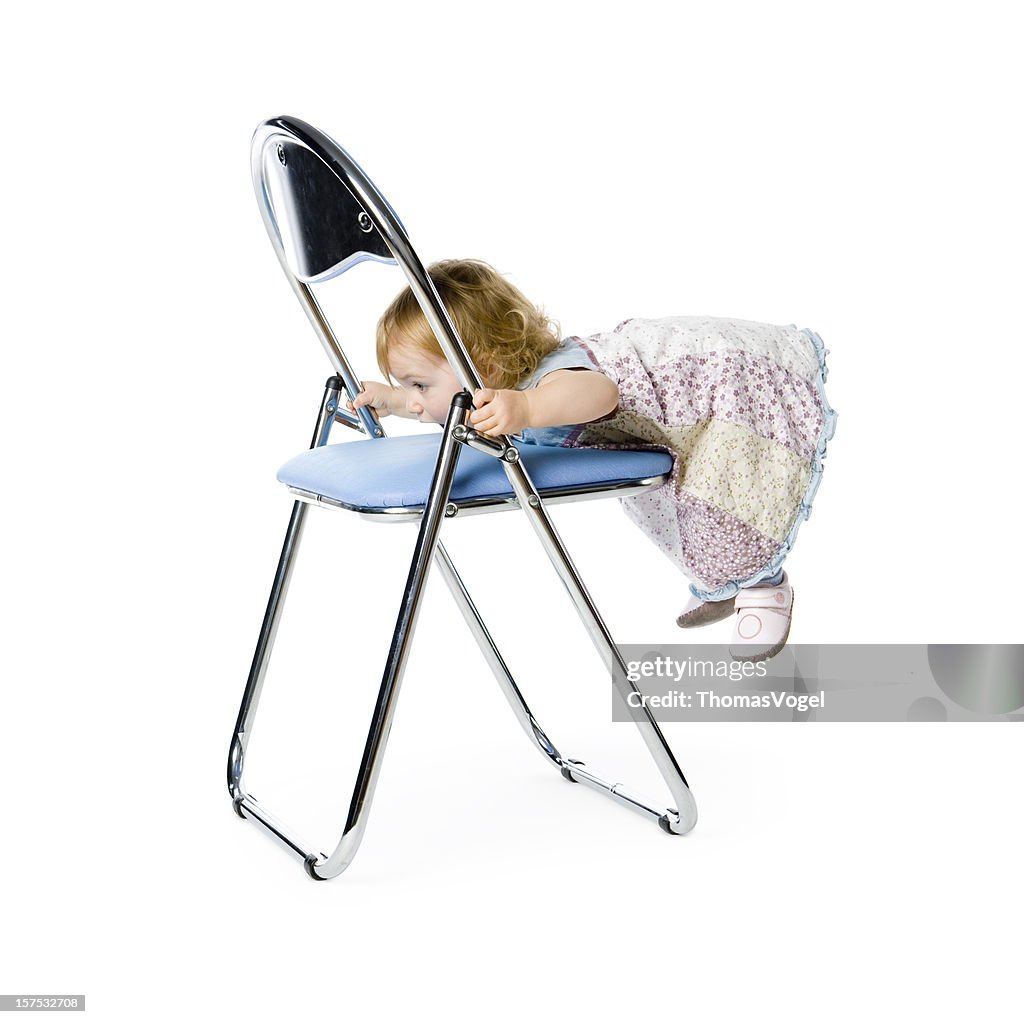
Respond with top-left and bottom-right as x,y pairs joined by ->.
4,2 -> 1021,1020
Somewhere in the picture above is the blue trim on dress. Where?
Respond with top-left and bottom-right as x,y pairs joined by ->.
688,326 -> 838,602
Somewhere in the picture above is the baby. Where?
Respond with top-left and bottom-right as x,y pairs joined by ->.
351,259 -> 836,662
350,259 -> 618,440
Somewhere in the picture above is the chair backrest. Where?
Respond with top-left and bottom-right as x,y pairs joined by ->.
250,116 -> 485,393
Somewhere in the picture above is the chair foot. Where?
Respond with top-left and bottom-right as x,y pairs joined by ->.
658,812 -> 688,835
560,759 -> 585,783
232,796 -> 247,820
304,854 -> 328,881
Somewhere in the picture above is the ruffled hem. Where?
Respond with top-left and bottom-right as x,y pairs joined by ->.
688,326 -> 838,602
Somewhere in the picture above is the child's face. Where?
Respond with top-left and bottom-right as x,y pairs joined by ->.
388,342 -> 462,424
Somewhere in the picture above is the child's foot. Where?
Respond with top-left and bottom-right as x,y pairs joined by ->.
676,592 -> 736,628
729,573 -> 794,662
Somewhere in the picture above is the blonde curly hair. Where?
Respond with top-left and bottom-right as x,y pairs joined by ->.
375,259 -> 561,390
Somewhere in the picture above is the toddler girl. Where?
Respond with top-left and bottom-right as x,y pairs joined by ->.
350,259 -> 836,662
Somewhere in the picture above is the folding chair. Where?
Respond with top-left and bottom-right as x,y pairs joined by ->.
228,115 -> 698,879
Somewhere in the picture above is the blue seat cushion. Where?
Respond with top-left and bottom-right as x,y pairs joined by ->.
277,433 -> 672,511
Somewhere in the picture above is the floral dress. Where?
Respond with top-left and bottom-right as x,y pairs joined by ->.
516,317 -> 837,602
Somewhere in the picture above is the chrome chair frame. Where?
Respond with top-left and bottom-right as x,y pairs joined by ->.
228,116 -> 698,879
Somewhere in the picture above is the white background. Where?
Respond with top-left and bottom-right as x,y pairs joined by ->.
2,2 -> 1021,1021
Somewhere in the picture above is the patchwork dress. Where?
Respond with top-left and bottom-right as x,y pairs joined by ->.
513,317 -> 837,601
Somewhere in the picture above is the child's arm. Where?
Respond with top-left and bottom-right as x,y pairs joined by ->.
470,369 -> 619,437
347,381 -> 419,419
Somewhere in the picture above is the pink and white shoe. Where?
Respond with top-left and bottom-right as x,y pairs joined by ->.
729,574 -> 794,662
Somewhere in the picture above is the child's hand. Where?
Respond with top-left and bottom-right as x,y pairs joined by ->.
349,380 -> 401,417
470,388 -> 531,437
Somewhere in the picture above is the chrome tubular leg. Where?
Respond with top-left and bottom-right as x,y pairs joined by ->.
306,393 -> 472,879
502,458 -> 698,836
229,378 -> 343,836
434,547 -> 565,767
228,499 -> 309,811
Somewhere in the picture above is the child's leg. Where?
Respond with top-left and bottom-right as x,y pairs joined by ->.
677,568 -> 786,628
